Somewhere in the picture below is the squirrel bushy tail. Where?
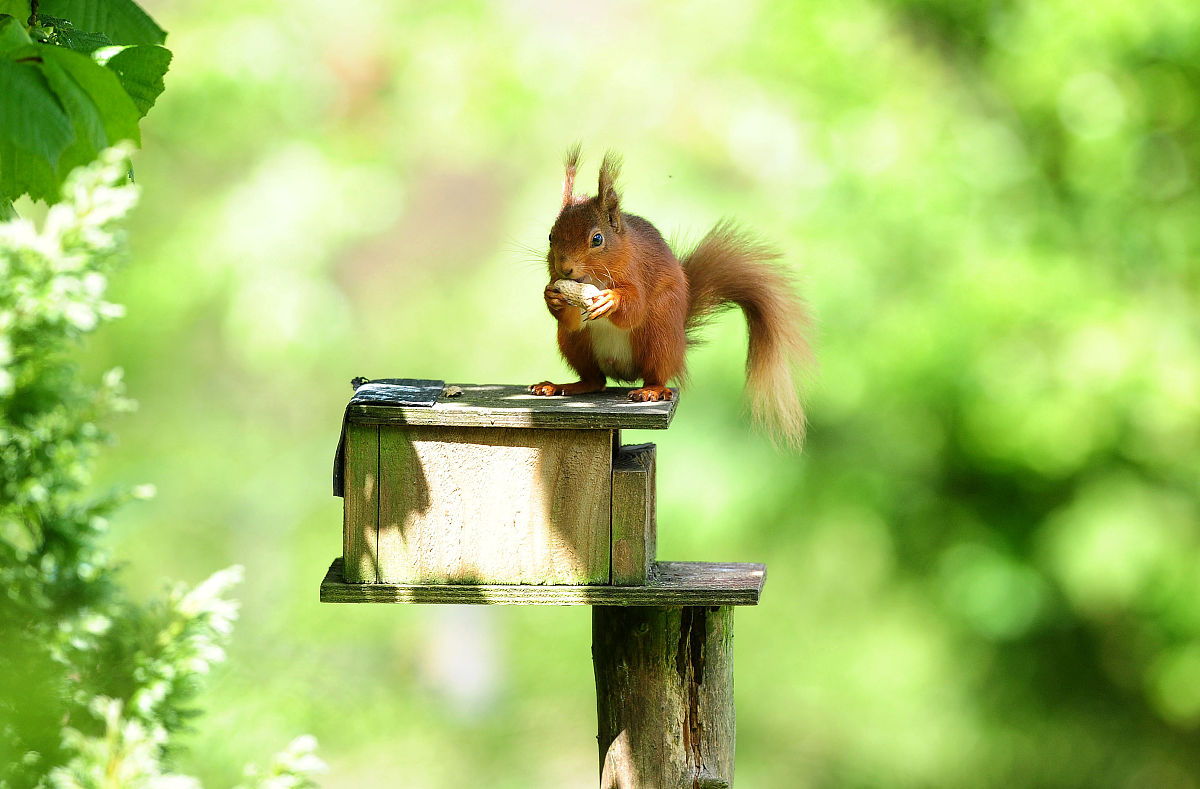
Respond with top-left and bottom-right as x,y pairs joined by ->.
682,220 -> 813,446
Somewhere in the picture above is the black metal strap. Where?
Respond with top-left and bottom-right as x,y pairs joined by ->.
333,377 -> 445,497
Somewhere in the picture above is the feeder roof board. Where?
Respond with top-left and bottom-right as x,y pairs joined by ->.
345,383 -> 678,430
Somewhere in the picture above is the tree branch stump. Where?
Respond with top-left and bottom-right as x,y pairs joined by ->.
593,605 -> 735,789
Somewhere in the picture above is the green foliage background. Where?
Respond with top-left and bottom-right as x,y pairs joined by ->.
56,0 -> 1200,786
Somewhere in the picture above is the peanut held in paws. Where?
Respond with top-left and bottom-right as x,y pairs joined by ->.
551,279 -> 601,308
550,279 -> 602,321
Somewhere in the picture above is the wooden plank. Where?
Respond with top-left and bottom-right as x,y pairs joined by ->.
347,384 -> 676,431
374,425 -> 420,584
376,426 -> 612,585
610,444 -> 656,586
594,605 -> 735,788
341,423 -> 379,583
320,558 -> 766,606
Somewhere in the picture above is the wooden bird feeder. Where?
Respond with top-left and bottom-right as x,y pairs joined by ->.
322,379 -> 766,787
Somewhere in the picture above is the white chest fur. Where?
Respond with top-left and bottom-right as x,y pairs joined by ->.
587,319 -> 637,382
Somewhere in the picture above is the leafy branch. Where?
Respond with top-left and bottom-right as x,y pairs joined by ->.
0,0 -> 171,211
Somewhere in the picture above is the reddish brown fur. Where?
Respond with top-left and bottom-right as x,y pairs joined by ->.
531,150 -> 812,445
683,220 -> 813,443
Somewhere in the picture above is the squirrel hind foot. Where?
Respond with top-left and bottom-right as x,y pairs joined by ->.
529,380 -> 606,396
628,386 -> 673,402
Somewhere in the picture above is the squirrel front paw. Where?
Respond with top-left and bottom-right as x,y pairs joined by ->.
587,289 -> 620,321
544,285 -> 571,313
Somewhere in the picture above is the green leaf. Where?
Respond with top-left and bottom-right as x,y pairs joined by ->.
95,44 -> 169,117
0,196 -> 14,219
0,136 -> 58,201
35,13 -> 112,54
0,14 -> 32,55
0,42 -> 146,205
36,48 -> 134,181
42,44 -> 139,145
37,0 -> 164,45
0,56 -> 73,165
40,49 -> 107,152
0,1 -> 31,23
0,1 -> 167,206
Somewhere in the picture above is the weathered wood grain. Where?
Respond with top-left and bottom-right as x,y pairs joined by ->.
341,423 -> 379,583
347,384 -> 676,430
594,605 -> 736,788
320,558 -> 766,605
375,426 -> 612,585
611,444 -> 656,586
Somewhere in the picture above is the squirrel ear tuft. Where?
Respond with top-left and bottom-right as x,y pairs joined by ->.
598,150 -> 623,232
562,142 -> 583,209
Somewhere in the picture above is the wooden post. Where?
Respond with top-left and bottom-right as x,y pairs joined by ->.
593,605 -> 735,789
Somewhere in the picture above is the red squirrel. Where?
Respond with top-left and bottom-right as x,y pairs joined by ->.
529,147 -> 813,446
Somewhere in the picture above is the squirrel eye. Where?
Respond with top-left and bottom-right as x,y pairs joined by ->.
591,232 -> 603,247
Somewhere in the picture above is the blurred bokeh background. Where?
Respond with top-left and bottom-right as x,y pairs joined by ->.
78,0 -> 1200,786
